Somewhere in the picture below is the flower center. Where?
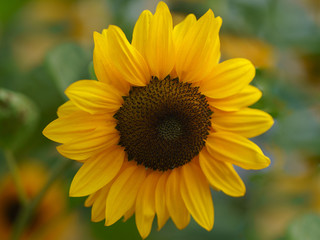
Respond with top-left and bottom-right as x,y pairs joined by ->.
4,198 -> 21,224
157,115 -> 182,141
114,76 -> 212,171
3,196 -> 40,229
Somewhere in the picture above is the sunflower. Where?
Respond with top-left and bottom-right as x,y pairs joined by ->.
0,163 -> 69,240
43,1 -> 273,238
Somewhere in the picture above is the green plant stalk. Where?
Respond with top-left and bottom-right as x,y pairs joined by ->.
4,149 -> 28,206
11,158 -> 73,240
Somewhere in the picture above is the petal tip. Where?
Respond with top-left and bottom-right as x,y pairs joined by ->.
203,220 -> 214,231
104,214 -> 118,226
104,219 -> 112,226
42,125 -> 50,138
215,16 -> 223,26
156,1 -> 169,11
258,155 -> 271,169
232,185 -> 246,197
42,123 -> 59,143
267,114 -> 275,128
265,156 -> 271,167
93,31 -> 105,44
93,31 -> 101,38
69,183 -> 81,197
205,8 -> 214,18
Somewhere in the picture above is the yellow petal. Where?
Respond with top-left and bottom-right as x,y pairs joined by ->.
65,80 -> 122,115
136,172 -> 161,239
85,191 -> 98,207
208,85 -> 262,111
173,14 -> 196,51
105,25 -> 150,86
132,10 -> 153,61
201,58 -> 255,99
180,161 -> 214,231
171,13 -> 196,79
205,132 -> 270,170
57,100 -> 78,117
91,184 -> 112,222
155,171 -> 170,230
123,205 -> 135,222
146,1 -> 174,80
175,10 -> 221,83
212,108 -> 274,138
69,146 -> 125,197
166,168 -> 190,229
93,32 -> 130,95
57,125 -> 119,161
199,147 -> 245,197
105,164 -> 146,226
43,111 -> 107,143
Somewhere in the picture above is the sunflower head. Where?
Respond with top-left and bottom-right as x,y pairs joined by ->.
0,163 -> 67,240
43,1 -> 273,238
114,75 -> 213,171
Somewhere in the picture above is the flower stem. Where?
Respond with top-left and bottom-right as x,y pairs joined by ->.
4,149 -> 28,206
11,158 -> 73,240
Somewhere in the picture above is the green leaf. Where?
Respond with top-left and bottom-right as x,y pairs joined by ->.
45,43 -> 91,98
285,214 -> 320,240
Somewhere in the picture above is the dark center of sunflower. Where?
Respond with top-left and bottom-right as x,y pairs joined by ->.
4,198 -> 21,224
3,196 -> 40,229
114,76 -> 212,171
157,116 -> 182,141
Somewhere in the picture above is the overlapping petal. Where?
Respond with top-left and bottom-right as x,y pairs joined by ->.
145,2 -> 175,80
132,10 -> 153,60
57,100 -> 78,117
180,161 -> 214,231
208,85 -> 262,111
206,132 -> 270,169
123,205 -> 135,222
199,148 -> 245,197
212,108 -> 274,138
93,32 -> 130,94
155,171 -> 170,230
200,58 -> 255,98
84,191 -> 97,207
57,125 -> 119,161
43,111 -> 106,143
166,168 -> 190,229
105,164 -> 146,226
69,146 -> 125,197
104,25 -> 150,86
65,80 -> 123,114
175,10 -> 221,83
173,14 -> 196,51
91,184 -> 112,222
136,172 -> 161,239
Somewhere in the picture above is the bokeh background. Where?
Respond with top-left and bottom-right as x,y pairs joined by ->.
1,0 -> 320,239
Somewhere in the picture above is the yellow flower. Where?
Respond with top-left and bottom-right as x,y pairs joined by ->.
43,2 -> 273,238
0,163 -> 69,240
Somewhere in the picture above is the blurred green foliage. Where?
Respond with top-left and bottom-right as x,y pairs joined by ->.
0,89 -> 38,150
282,214 -> 320,240
45,43 -> 90,98
0,0 -> 320,239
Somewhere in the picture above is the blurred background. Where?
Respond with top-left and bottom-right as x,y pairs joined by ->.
0,0 -> 320,239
